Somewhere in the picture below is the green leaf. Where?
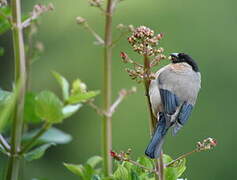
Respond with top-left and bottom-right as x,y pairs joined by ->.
67,90 -> 100,104
24,92 -> 42,124
22,127 -> 72,145
137,156 -> 154,169
62,104 -> 82,118
63,163 -> 86,179
130,169 -> 139,180
162,154 -> 173,164
52,71 -> 70,101
86,155 -> 103,168
164,167 -> 178,180
0,88 -> 16,132
175,159 -> 186,178
114,164 -> 130,180
35,91 -> 64,123
24,143 -> 55,161
0,7 -> 11,35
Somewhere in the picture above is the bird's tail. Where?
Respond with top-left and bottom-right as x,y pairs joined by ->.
145,113 -> 169,159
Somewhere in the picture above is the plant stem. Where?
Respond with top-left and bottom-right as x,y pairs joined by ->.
143,55 -> 156,133
19,122 -> 52,155
143,55 -> 164,180
166,149 -> 198,167
102,0 -> 113,176
6,0 -> 26,179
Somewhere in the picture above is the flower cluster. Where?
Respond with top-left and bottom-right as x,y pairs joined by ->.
196,137 -> 217,151
121,26 -> 166,83
110,149 -> 132,161
128,26 -> 164,56
32,3 -> 54,18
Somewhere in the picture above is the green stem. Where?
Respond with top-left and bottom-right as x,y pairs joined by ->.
143,55 -> 163,180
166,149 -> 198,167
102,0 -> 113,176
19,122 -> 52,155
6,0 -> 26,179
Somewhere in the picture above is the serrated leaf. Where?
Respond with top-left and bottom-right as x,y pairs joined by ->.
67,91 -> 100,104
130,169 -> 139,180
137,156 -> 154,169
86,156 -> 103,168
22,127 -> 72,145
52,71 -> 70,101
114,164 -> 129,180
63,163 -> 86,179
62,104 -> 82,118
24,143 -> 55,161
35,91 -> 64,123
24,92 -> 42,124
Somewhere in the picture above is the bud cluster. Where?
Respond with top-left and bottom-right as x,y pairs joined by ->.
116,24 -> 134,33
32,3 -> 54,18
128,26 -> 164,56
110,148 -> 132,161
121,26 -> 166,83
88,0 -> 103,7
196,137 -> 217,151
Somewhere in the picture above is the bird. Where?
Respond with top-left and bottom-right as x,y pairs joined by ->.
145,53 -> 201,159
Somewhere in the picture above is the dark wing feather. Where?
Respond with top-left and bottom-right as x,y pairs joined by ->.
159,89 -> 180,115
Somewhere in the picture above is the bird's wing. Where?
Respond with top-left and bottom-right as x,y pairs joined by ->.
157,63 -> 201,134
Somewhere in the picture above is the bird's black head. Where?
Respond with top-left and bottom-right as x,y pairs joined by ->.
170,53 -> 199,72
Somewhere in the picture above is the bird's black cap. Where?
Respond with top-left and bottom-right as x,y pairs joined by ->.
170,53 -> 199,72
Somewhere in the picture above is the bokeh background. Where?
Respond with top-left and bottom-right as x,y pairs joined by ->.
1,0 -> 236,179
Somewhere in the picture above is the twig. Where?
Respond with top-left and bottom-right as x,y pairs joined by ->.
22,3 -> 54,28
110,150 -> 158,175
76,17 -> 104,45
111,31 -> 129,47
126,159 -> 157,174
166,137 -> 217,168
85,23 -> 104,45
0,134 -> 10,152
111,0 -> 121,13
108,87 -> 136,117
87,100 -> 105,116
19,122 -> 51,155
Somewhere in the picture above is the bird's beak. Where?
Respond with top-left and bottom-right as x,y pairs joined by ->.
169,53 -> 179,61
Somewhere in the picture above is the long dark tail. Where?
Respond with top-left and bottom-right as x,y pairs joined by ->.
145,113 -> 169,159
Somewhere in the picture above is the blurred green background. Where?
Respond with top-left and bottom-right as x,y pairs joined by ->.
1,0 -> 236,179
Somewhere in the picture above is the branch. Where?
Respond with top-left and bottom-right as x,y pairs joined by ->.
166,137 -> 217,168
76,17 -> 104,45
19,122 -> 52,155
111,0 -> 122,13
87,100 -> 105,116
22,3 -> 54,28
110,150 -> 158,174
107,87 -> 136,117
